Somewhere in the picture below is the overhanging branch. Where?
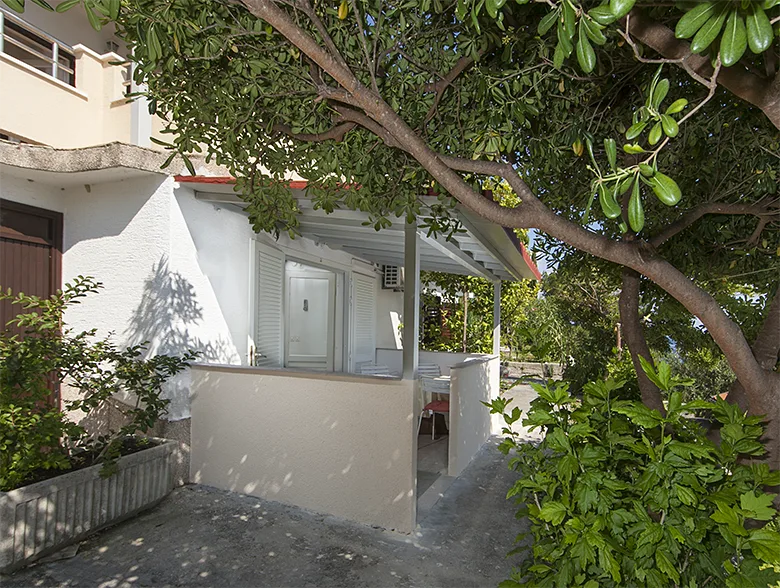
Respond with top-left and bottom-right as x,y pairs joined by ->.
625,9 -> 780,130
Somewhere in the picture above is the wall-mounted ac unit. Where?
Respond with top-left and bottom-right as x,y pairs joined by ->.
382,265 -> 404,290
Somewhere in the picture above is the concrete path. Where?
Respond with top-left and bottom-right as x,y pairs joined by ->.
3,439 -> 528,588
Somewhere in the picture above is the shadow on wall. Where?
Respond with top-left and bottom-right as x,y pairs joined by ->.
123,256 -> 237,363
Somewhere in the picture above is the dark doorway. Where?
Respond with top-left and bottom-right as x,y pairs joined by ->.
0,199 -> 63,334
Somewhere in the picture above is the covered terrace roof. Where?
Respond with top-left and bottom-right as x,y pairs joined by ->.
176,176 -> 541,282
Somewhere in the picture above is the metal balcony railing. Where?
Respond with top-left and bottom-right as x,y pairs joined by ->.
0,7 -> 75,86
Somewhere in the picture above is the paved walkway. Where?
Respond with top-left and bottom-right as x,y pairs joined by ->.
4,438 -> 528,588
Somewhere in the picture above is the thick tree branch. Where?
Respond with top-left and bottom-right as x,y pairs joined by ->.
649,202 -> 779,247
625,9 -> 780,130
619,268 -> 666,414
242,0 -> 772,418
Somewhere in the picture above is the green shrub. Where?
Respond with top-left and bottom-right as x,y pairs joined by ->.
488,366 -> 780,588
0,277 -> 194,491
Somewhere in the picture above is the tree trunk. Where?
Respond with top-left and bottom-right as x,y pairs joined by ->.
728,292 -> 780,412
618,268 -> 666,414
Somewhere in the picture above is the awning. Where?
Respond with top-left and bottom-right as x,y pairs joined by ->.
177,176 -> 541,282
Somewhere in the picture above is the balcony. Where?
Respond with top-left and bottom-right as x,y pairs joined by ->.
0,7 -> 148,149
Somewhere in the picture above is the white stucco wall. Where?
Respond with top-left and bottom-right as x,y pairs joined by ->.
448,355 -> 500,477
190,365 -> 417,533
0,173 -> 66,213
376,288 -> 404,349
1,170 -> 387,420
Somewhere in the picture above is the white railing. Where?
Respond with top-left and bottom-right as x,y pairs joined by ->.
0,7 -> 75,86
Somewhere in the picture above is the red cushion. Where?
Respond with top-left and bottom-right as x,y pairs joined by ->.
424,400 -> 449,413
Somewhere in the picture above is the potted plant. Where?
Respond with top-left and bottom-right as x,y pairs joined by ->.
0,277 -> 194,572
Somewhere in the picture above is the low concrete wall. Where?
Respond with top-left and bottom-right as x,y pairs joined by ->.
375,348 -> 489,376
0,440 -> 175,573
189,366 -> 417,533
448,356 -> 500,477
505,361 -> 563,380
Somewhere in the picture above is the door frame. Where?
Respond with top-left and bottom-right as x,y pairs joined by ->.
283,257 -> 347,372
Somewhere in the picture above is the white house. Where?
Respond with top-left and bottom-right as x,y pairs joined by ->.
0,3 -> 540,533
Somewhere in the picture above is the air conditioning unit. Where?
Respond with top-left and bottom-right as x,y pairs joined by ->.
382,265 -> 404,290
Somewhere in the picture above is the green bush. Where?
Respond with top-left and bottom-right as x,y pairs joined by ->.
0,277 -> 194,491
488,366 -> 780,588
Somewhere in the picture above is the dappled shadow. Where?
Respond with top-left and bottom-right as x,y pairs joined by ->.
3,474 -> 523,588
123,256 -> 237,362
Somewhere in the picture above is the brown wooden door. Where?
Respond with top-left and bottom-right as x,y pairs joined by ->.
0,199 -> 63,334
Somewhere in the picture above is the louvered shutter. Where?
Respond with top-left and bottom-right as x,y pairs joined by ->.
254,243 -> 284,367
350,272 -> 377,371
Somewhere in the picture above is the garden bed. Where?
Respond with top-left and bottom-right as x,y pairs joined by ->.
0,438 -> 176,573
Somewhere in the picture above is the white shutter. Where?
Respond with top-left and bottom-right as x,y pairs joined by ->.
254,243 -> 284,367
350,272 -> 376,371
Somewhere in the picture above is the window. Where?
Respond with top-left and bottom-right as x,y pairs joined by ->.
0,9 -> 76,86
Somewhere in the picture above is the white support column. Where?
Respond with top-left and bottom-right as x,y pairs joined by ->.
402,221 -> 420,380
492,280 -> 501,357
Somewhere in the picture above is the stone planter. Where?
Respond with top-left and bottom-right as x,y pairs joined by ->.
0,439 -> 176,573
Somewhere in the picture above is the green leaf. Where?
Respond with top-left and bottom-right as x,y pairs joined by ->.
628,176 -> 644,232
720,9 -> 747,67
649,172 -> 682,206
553,42 -> 566,69
690,4 -> 729,54
55,0 -> 80,12
675,2 -> 717,39
651,78 -> 669,110
660,114 -> 679,137
623,143 -> 645,154
537,10 -> 558,35
604,138 -> 617,170
589,5 -> 616,25
746,4 -> 773,53
85,5 -> 102,31
576,22 -> 596,73
740,492 -> 777,521
30,0 -> 53,9
3,0 -> 25,11
656,549 -> 680,584
665,98 -> 688,114
599,183 -> 622,219
609,0 -> 635,20
539,501 -> 568,525
560,1 -> 576,41
748,528 -> 780,563
626,121 -> 647,140
648,122 -> 662,145
107,0 -> 120,20
582,17 -> 606,45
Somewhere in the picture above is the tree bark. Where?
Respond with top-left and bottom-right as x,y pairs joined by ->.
619,268 -> 666,414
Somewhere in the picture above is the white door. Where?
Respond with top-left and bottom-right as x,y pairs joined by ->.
285,266 -> 336,370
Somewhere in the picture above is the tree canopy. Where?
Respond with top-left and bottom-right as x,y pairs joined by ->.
5,0 -> 779,464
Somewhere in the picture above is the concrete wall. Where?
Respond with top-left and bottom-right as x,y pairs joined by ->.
375,348 -> 490,376
448,356 -> 500,477
190,365 -> 417,533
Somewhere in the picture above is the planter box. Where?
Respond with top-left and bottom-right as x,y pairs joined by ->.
0,439 -> 176,573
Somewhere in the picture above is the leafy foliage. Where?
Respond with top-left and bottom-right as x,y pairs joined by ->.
0,277 -> 194,490
487,369 -> 780,587
421,272 -> 538,354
